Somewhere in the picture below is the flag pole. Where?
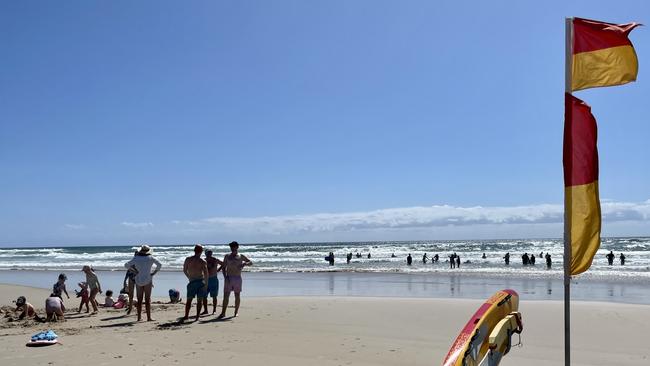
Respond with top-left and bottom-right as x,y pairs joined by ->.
564,16 -> 573,366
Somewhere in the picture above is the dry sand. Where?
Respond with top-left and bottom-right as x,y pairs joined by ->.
1,283 -> 648,366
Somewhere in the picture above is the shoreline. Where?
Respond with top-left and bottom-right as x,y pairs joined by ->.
1,283 -> 649,366
2,269 -> 650,305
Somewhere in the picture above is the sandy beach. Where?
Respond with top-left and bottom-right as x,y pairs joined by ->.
1,283 -> 648,366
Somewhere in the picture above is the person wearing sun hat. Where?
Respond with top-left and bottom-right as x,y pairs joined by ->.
124,244 -> 162,321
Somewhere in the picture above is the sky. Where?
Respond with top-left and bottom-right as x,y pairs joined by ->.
1,1 -> 649,246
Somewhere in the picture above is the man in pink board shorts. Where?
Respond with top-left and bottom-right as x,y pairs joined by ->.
217,241 -> 252,319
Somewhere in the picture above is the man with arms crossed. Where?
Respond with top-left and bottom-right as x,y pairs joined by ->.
217,241 -> 252,319
202,249 -> 223,314
183,245 -> 209,322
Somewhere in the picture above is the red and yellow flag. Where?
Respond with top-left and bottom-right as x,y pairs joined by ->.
572,17 -> 641,91
563,94 -> 601,275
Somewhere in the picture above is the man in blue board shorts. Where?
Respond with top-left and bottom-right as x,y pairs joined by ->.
182,245 -> 209,322
203,250 -> 223,314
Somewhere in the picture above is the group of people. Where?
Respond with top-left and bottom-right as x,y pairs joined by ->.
122,241 -> 252,322
13,265 -> 116,323
326,251 -> 372,265
503,252 -> 552,268
405,253 -> 441,266
606,251 -> 626,265
12,241 -> 252,324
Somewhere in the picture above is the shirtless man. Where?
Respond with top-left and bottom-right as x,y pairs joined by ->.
217,241 -> 252,319
202,250 -> 223,314
183,245 -> 209,321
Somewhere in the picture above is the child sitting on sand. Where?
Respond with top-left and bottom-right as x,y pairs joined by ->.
14,296 -> 44,322
168,288 -> 181,304
112,293 -> 128,309
76,282 -> 90,313
102,290 -> 115,307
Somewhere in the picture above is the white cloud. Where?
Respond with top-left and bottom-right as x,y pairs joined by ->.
64,224 -> 86,230
172,199 -> 650,235
121,221 -> 154,228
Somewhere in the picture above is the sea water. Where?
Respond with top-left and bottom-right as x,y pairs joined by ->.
0,237 -> 648,281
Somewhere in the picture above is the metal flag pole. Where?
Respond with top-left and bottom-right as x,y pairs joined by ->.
564,16 -> 573,366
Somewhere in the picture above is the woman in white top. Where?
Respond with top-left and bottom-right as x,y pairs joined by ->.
124,245 -> 162,321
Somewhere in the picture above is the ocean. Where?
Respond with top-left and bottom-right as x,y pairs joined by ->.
1,237 -> 648,281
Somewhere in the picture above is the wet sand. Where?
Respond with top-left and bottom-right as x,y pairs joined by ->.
1,270 -> 649,304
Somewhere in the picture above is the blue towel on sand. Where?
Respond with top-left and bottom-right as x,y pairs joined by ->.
31,330 -> 57,342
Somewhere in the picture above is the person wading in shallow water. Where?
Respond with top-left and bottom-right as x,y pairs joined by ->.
217,241 -> 252,319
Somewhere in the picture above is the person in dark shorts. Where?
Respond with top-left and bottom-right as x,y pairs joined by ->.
203,249 -> 223,314
183,245 -> 209,321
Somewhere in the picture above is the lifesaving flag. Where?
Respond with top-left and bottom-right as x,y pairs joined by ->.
572,17 -> 641,91
563,93 -> 601,275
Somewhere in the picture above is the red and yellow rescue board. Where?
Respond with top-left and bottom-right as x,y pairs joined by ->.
442,289 -> 519,366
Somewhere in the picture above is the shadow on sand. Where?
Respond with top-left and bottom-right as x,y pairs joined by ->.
100,314 -> 129,321
157,318 -> 194,329
96,321 -> 136,328
198,316 -> 235,324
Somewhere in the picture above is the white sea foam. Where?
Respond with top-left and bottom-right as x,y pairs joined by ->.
1,238 -> 648,280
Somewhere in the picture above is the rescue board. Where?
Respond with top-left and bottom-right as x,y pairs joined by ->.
26,340 -> 58,347
477,312 -> 523,366
442,289 -> 519,366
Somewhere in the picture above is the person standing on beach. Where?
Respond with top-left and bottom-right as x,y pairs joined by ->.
619,253 -> 626,265
183,245 -> 209,321
82,266 -> 102,313
52,273 -> 70,300
123,250 -> 138,315
217,241 -> 252,319
422,253 -> 428,264
504,252 -> 510,265
521,253 -> 529,266
124,245 -> 162,321
203,250 -> 223,315
545,253 -> 552,269
455,254 -> 461,268
530,254 -> 536,265
406,254 -> 412,265
606,251 -> 615,265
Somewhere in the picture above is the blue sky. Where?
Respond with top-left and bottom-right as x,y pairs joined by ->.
1,1 -> 649,246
